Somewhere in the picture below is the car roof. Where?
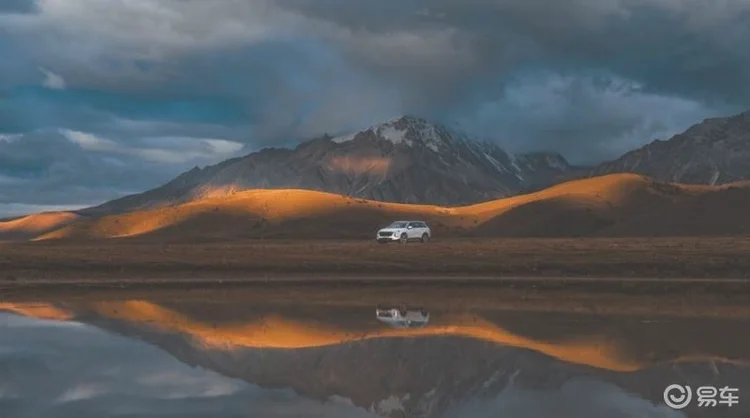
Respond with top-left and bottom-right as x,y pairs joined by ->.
392,220 -> 427,223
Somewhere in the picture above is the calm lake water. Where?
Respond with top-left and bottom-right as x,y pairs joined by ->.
1,284 -> 749,418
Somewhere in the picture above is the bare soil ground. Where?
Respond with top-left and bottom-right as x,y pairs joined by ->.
2,236 -> 750,288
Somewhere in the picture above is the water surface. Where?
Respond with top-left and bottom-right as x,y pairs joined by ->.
1,284 -> 749,418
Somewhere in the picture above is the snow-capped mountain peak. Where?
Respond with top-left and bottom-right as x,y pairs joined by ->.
331,115 -> 460,153
82,116 -> 574,214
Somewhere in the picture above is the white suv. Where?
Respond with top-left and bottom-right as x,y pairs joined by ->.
376,221 -> 431,244
375,307 -> 430,328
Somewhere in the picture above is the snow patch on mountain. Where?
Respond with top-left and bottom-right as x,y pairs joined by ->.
331,132 -> 357,143
376,124 -> 411,146
509,155 -> 524,180
332,116 -> 445,150
484,153 -> 508,173
545,154 -> 568,170
82,115 -> 574,214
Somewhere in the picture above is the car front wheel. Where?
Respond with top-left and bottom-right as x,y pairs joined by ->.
399,233 -> 408,244
421,233 -> 429,243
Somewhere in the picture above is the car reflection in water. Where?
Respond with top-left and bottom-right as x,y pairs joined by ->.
376,306 -> 430,328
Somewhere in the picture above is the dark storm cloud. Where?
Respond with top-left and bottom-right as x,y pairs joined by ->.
447,70 -> 723,163
0,86 -> 246,132
273,0 -> 750,163
0,0 -> 749,208
277,0 -> 750,104
0,129 -> 244,215
0,130 -> 166,207
0,0 -> 36,14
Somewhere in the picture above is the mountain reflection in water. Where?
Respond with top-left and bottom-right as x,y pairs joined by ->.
1,286 -> 749,418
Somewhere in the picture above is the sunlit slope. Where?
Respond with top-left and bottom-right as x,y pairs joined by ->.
0,212 -> 80,241
36,189 -> 458,240
5,173 -> 750,240
0,302 -> 74,320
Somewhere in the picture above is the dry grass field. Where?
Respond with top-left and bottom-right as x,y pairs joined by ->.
2,174 -> 750,290
2,236 -> 750,285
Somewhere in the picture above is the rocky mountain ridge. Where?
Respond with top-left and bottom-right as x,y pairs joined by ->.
79,109 -> 750,215
590,110 -> 750,185
82,116 -> 575,214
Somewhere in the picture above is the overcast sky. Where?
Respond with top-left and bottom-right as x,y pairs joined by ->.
1,0 -> 750,215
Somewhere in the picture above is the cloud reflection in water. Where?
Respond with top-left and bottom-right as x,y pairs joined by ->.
0,311 -> 690,418
0,313 -> 375,418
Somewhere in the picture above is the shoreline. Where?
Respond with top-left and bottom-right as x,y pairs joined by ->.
3,275 -> 750,314
3,278 -> 750,321
3,236 -> 750,287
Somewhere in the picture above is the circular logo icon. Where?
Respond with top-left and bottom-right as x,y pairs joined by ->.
664,384 -> 692,410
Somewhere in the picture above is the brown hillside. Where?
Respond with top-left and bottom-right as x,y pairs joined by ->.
0,212 -> 80,241
601,184 -> 750,236
2,174 -> 749,241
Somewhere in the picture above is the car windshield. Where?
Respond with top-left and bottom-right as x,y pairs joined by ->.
387,222 -> 408,228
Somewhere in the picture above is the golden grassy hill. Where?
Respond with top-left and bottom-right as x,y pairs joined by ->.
2,173 -> 749,241
0,212 -> 80,241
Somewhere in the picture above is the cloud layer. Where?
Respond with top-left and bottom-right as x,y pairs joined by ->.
1,0 -> 750,212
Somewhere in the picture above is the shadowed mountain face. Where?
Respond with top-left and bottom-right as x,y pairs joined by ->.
592,111 -> 750,185
82,116 -> 573,214
3,287 -> 750,418
80,109 -> 750,217
146,337 -> 744,418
